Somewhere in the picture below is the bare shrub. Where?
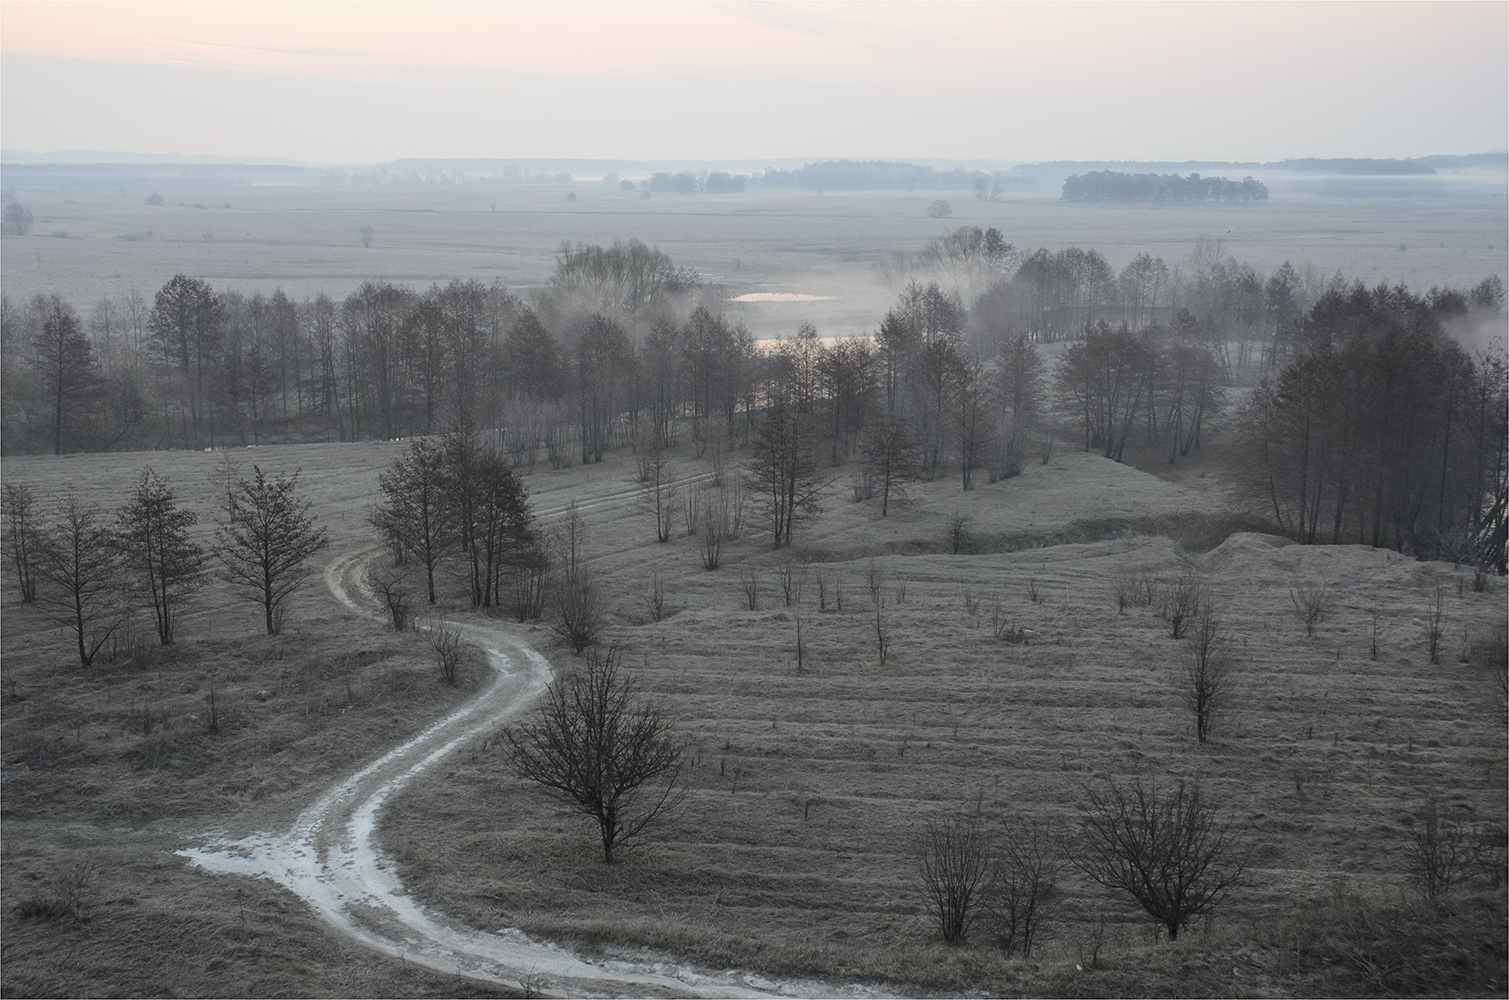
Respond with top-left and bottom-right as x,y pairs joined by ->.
815,571 -> 829,612
1471,821 -> 1507,888
646,572 -> 667,622
504,645 -> 688,862
777,556 -> 801,607
917,815 -> 990,945
552,574 -> 601,653
1110,565 -> 1136,614
1368,604 -> 1381,660
1027,576 -> 1040,604
867,561 -> 889,663
961,587 -> 980,616
429,617 -> 463,686
697,484 -> 731,570
1289,579 -> 1332,638
1160,571 -> 1204,639
1405,797 -> 1471,899
1137,571 -> 1160,608
988,818 -> 1065,957
1424,584 -> 1446,664
990,594 -> 1028,644
947,511 -> 971,554
2,482 -> 40,603
740,567 -> 759,611
1466,622 -> 1507,713
13,861 -> 99,923
368,566 -> 409,631
1073,778 -> 1247,941
1184,602 -> 1235,743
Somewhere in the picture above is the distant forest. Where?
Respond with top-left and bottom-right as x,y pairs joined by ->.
4,227 -> 1504,567
1061,171 -> 1269,204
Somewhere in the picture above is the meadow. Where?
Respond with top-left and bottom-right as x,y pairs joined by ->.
3,171 -> 1505,340
1,166 -> 1505,996
2,421 -> 1504,996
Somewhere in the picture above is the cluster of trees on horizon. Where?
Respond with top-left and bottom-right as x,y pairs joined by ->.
2,229 -> 1504,566
1060,171 -> 1269,204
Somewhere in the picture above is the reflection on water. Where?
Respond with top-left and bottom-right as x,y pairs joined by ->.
730,292 -> 836,302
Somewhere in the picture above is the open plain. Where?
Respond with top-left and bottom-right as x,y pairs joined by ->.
2,416 -> 1504,995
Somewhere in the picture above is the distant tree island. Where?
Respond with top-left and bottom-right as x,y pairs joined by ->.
1061,171 -> 1269,203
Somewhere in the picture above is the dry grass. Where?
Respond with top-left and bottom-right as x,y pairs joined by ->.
377,442 -> 1507,996
2,447 -> 519,997
4,434 -> 1505,996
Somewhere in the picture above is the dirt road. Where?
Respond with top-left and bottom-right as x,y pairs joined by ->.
179,511 -> 872,997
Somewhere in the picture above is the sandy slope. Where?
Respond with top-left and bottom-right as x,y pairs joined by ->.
177,545 -> 871,999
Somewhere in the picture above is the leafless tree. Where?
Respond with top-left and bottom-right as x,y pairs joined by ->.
116,467 -> 206,645
1073,778 -> 1247,941
2,482 -> 40,603
370,437 -> 450,605
988,818 -> 1065,957
215,466 -> 330,635
777,556 -> 802,606
1160,571 -> 1204,639
31,298 -> 99,455
1425,584 -> 1446,664
946,510 -> 970,554
428,617 -> 463,686
645,571 -> 667,622
34,492 -> 126,667
640,438 -> 678,543
368,565 -> 410,631
550,504 -> 600,652
1184,603 -> 1235,743
1289,580 -> 1332,638
359,225 -> 374,248
741,566 -> 760,611
917,815 -> 990,944
505,645 -> 688,862
868,561 -> 890,664
1406,797 -> 1471,899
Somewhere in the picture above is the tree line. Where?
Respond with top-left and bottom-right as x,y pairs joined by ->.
3,463 -> 329,667
1060,171 -> 1269,203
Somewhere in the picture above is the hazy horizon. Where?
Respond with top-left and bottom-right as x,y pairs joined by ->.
3,1 -> 1505,166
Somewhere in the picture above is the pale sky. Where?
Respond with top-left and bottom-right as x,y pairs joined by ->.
2,1 -> 1505,164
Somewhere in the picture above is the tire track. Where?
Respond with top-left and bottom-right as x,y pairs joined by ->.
178,478 -> 867,999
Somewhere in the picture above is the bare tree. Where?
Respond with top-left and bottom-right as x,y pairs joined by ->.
1073,778 -> 1247,941
505,646 -> 688,862
215,466 -> 330,635
640,436 -> 678,543
370,437 -> 450,605
917,815 -> 990,944
1160,571 -> 1204,639
116,467 -> 206,645
858,413 -> 918,517
428,617 -> 463,686
988,818 -> 1065,957
1425,584 -> 1446,664
368,565 -> 410,630
1406,797 -> 1471,899
359,225 -> 374,248
946,510 -> 971,554
551,504 -> 599,652
1184,603 -> 1235,743
2,482 -> 40,603
34,492 -> 126,667
868,560 -> 890,664
31,298 -> 99,455
696,483 -> 732,570
1289,580 -> 1332,638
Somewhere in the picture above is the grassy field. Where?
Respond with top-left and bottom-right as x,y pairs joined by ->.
3,174 -> 1505,340
2,422 -> 1505,995
371,437 -> 1506,995
0,443 -> 519,997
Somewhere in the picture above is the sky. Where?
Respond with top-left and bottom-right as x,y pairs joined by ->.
2,1 -> 1506,166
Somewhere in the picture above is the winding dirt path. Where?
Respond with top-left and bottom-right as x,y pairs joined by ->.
178,475 -> 870,998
